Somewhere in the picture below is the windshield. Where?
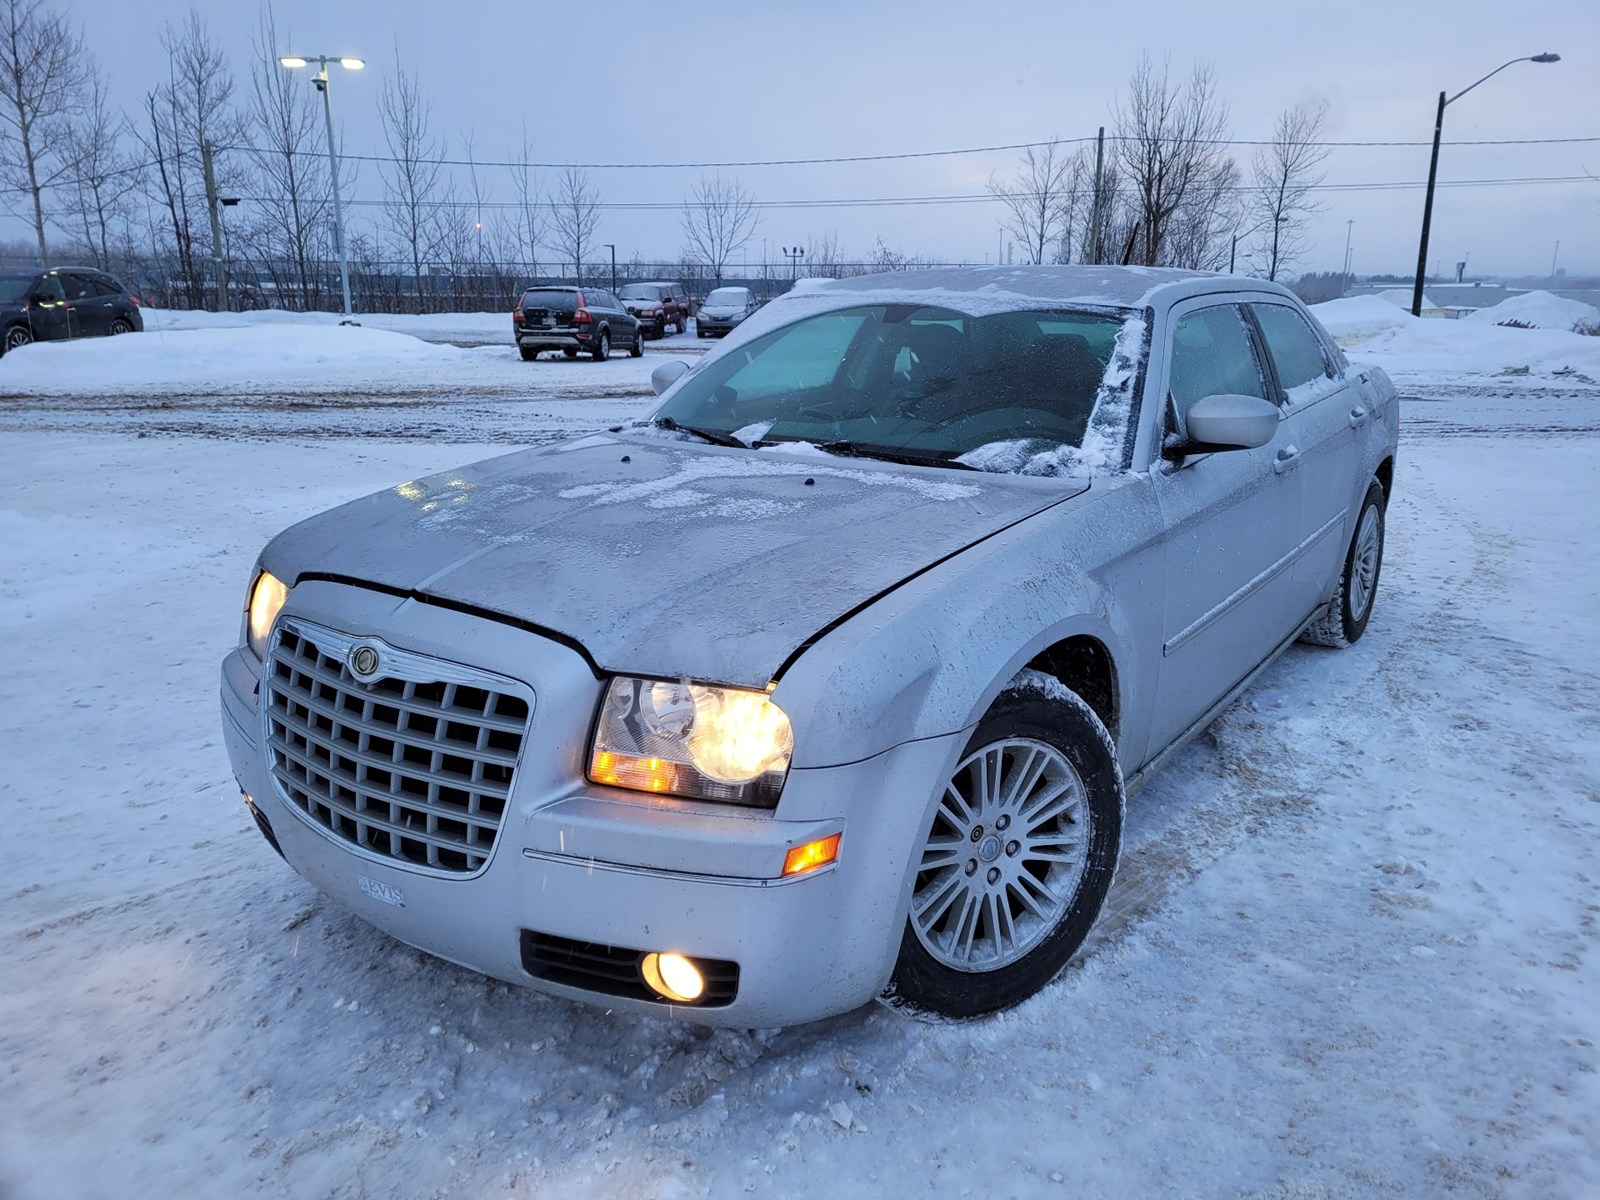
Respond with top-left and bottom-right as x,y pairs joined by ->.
705,289 -> 748,305
650,303 -> 1136,472
0,277 -> 32,303
617,285 -> 660,300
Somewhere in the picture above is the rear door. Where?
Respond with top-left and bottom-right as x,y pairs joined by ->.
1248,301 -> 1364,616
1146,300 -> 1301,757
60,271 -> 109,336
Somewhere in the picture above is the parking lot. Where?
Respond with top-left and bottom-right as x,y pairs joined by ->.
2,315 -> 1598,1198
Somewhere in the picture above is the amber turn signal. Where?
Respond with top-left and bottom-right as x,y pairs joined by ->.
782,833 -> 841,877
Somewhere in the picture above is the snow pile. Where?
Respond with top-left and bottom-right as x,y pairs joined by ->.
1310,295 -> 1416,343
142,306 -> 515,344
1463,290 -> 1600,331
0,325 -> 470,393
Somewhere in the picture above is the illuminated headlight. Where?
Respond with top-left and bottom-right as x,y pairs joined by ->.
245,569 -> 289,657
589,677 -> 793,807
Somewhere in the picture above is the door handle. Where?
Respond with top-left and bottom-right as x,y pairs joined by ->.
1273,445 -> 1302,474
1348,406 -> 1368,429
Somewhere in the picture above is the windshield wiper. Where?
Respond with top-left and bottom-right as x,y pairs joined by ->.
814,440 -> 979,471
649,416 -> 746,448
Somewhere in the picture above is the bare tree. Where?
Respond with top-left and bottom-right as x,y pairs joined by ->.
244,3 -> 332,310
377,51 -> 451,311
1112,55 -> 1237,267
0,0 -> 87,266
506,123 -> 545,278
679,173 -> 758,285
61,61 -> 131,269
988,139 -> 1077,265
548,166 -> 599,282
134,13 -> 242,308
1250,103 -> 1330,281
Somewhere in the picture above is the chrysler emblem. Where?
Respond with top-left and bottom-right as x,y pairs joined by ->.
350,646 -> 380,677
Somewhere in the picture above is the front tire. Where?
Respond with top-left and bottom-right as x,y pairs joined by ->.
4,324 -> 32,353
1301,481 -> 1385,648
887,675 -> 1122,1019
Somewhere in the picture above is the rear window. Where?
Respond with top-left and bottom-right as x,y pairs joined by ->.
520,289 -> 578,310
706,288 -> 750,305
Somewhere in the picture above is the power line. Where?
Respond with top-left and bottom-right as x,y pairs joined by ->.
212,135 -> 1600,172
216,174 -> 1589,213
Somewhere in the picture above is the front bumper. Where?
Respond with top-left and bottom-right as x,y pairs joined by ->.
220,579 -> 958,1027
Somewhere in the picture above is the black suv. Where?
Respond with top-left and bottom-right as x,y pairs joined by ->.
617,281 -> 692,338
0,267 -> 143,354
513,287 -> 644,361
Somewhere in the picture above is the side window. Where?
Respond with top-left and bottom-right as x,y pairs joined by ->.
1252,304 -> 1334,399
90,277 -> 123,297
35,275 -> 66,303
1167,305 -> 1270,438
61,273 -> 96,300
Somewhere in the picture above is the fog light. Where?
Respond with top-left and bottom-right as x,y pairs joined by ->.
640,952 -> 705,1003
782,833 -> 841,877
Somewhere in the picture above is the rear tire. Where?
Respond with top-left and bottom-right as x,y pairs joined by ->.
519,346 -> 538,361
591,331 -> 609,361
1301,481 -> 1386,648
629,327 -> 644,357
110,318 -> 133,336
886,674 -> 1122,1019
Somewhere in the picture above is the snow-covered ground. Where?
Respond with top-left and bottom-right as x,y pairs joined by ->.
2,309 -> 1598,1198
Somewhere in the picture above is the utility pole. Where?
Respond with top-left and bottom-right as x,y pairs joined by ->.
202,141 -> 228,313
1343,219 -> 1354,278
1088,126 -> 1105,265
1551,240 -> 1560,278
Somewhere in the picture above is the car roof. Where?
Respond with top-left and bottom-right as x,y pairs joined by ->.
805,264 -> 1296,312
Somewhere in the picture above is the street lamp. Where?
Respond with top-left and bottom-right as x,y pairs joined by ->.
1411,52 -> 1559,317
280,53 -> 365,322
781,245 -> 805,283
601,243 -> 616,293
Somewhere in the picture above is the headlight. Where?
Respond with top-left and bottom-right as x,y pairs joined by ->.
245,569 -> 289,657
589,677 -> 793,807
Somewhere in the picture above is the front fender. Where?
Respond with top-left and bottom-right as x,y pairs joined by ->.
772,477 -> 1164,784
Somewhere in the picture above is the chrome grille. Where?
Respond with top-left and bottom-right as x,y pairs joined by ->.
264,622 -> 531,875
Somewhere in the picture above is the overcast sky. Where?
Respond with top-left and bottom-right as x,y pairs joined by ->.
45,0 -> 1600,278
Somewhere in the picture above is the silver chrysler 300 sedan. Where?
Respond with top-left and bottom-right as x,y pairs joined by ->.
220,266 -> 1397,1026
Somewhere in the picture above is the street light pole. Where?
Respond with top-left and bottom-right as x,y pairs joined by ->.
1343,219 -> 1354,278
281,54 -> 365,322
781,245 -> 805,283
602,243 -> 616,293
219,197 -> 240,310
1412,52 -> 1559,318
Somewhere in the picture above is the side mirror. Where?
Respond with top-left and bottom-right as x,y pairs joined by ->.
1163,393 -> 1279,460
650,360 -> 690,396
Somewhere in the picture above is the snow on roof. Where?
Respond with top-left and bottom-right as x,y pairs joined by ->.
814,264 -> 1239,309
1374,288 -> 1435,310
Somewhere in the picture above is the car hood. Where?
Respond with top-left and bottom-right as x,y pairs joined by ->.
263,433 -> 1086,688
